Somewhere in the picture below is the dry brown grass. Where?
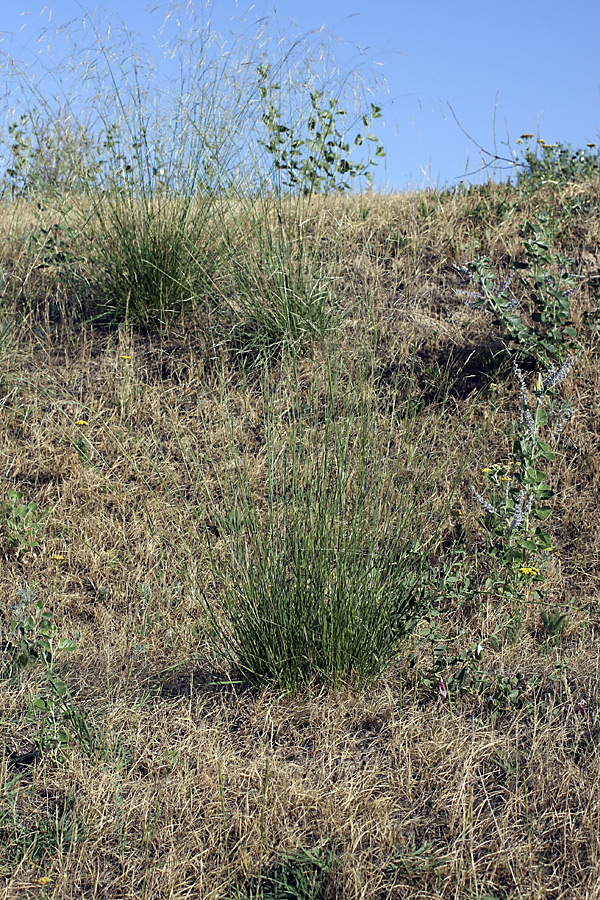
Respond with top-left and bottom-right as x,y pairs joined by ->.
1,180 -> 600,899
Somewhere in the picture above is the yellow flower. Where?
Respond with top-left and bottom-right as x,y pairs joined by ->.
50,554 -> 64,561
519,566 -> 538,576
520,133 -> 534,140
37,877 -> 51,885
481,467 -> 491,474
75,420 -> 89,427
515,139 -> 523,145
120,355 -> 131,360
587,143 -> 597,148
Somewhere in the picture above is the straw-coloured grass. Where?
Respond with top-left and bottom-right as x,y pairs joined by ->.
1,178 -> 599,898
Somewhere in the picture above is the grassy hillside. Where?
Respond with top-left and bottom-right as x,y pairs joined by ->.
0,170 -> 599,899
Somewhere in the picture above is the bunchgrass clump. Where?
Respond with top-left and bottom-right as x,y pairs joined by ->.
218,202 -> 338,362
196,356 -> 459,693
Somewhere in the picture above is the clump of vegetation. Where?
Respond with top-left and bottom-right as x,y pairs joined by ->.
515,134 -> 599,188
460,215 -> 582,367
229,846 -> 337,900
0,488 -> 44,558
197,358 -> 456,692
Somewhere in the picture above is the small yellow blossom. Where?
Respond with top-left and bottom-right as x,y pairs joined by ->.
520,566 -> 538,576
75,420 -> 89,427
481,467 -> 491,474
120,355 -> 131,360
587,143 -> 597,148
520,133 -> 534,140
515,139 -> 523,145
50,554 -> 64,561
37,877 -> 51,885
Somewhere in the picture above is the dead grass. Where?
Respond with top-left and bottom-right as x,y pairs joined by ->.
1,179 -> 600,898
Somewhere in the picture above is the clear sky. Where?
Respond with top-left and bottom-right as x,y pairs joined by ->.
1,0 -> 599,192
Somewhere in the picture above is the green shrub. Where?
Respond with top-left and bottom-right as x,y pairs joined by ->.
258,61 -> 385,196
462,216 -> 582,367
515,136 -> 599,188
1,107 -> 104,200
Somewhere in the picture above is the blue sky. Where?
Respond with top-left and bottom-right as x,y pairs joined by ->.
1,0 -> 599,192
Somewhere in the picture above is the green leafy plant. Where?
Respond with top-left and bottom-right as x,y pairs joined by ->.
408,571 -> 553,720
73,430 -> 93,468
1,592 -> 76,678
258,64 -> 384,196
1,487 -> 44,558
28,671 -> 100,761
462,229 -> 582,369
515,135 -> 599,189
540,605 -> 568,645
1,591 -> 101,759
470,353 -> 581,608
412,621 -> 491,701
408,554 -> 497,702
383,839 -> 449,878
2,107 -> 103,200
410,633 -> 546,721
